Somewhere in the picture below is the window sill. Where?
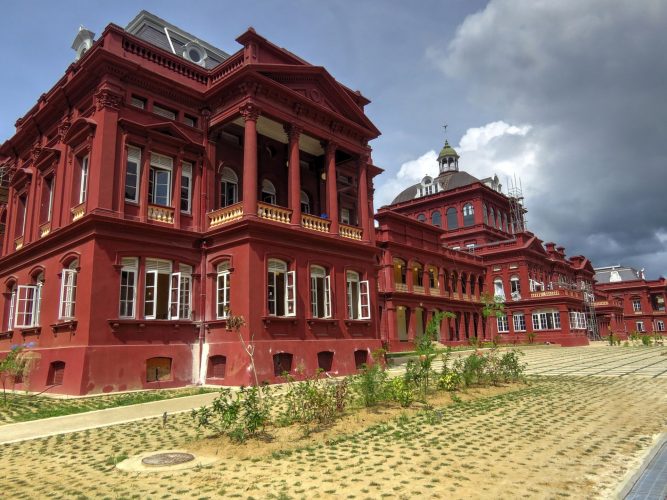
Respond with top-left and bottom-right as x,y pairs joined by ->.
344,320 -> 372,327
0,330 -> 14,340
50,320 -> 77,334
108,319 -> 197,333
307,318 -> 338,326
262,316 -> 298,326
205,319 -> 229,330
20,327 -> 41,337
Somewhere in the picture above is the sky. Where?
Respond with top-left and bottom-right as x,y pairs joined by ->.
1,0 -> 666,278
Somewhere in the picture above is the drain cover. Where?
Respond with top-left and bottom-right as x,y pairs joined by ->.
141,452 -> 195,467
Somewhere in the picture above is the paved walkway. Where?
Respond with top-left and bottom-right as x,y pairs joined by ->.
624,436 -> 667,500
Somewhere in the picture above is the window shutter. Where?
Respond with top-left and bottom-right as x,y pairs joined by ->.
15,285 -> 37,328
324,275 -> 332,318
286,270 -> 296,317
268,259 -> 286,273
179,263 -> 193,274
169,272 -> 181,319
145,258 -> 172,274
150,152 -> 173,169
121,257 -> 138,269
359,280 -> 370,320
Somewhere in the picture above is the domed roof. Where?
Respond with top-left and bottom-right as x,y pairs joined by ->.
437,140 -> 459,161
389,170 -> 480,205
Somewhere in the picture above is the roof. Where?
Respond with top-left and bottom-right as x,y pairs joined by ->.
594,265 -> 643,283
125,10 -> 229,69
389,170 -> 480,205
437,140 -> 459,161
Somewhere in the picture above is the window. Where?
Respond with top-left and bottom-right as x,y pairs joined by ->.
300,191 -> 311,214
317,351 -> 334,372
497,314 -> 509,333
636,321 -> 645,332
463,203 -> 474,226
216,262 -> 231,319
148,153 -> 173,207
40,176 -> 54,223
273,353 -> 293,376
510,275 -> 521,300
144,259 -> 170,319
656,321 -> 665,332
310,266 -> 331,319
125,146 -> 141,203
489,207 -> 495,228
79,155 -> 89,204
417,213 -> 426,223
446,207 -> 458,229
267,259 -> 295,317
47,361 -> 66,386
180,161 -> 192,213
503,213 -> 509,232
431,211 -> 441,227
393,259 -> 407,286
354,349 -> 368,369
532,310 -> 561,330
183,114 -> 197,128
131,95 -> 146,109
483,204 -> 488,224
513,313 -> 526,332
14,273 -> 43,328
569,311 -> 587,330
169,263 -> 192,320
208,355 -> 226,379
632,298 -> 641,312
346,271 -> 370,320
153,104 -> 176,120
59,260 -> 78,320
146,357 -> 172,382
413,263 -> 424,287
494,278 -> 505,301
340,208 -> 351,225
428,267 -> 438,289
496,212 -> 502,228
16,194 -> 27,237
220,167 -> 238,207
6,285 -> 16,331
261,179 -> 276,205
119,258 -> 138,318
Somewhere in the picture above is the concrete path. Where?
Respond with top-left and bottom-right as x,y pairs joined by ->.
0,391 -> 220,445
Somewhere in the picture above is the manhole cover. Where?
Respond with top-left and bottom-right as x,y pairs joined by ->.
141,452 -> 195,467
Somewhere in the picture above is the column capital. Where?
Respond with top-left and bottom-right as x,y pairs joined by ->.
239,102 -> 261,122
283,124 -> 302,142
324,141 -> 338,156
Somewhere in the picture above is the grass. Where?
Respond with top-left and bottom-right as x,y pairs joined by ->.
0,386 -> 217,424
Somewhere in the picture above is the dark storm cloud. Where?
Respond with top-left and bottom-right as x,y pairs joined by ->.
431,0 -> 667,277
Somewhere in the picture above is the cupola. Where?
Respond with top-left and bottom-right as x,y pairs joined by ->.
71,26 -> 95,61
437,140 -> 459,173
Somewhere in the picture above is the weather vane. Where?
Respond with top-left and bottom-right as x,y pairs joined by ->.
443,123 -> 448,141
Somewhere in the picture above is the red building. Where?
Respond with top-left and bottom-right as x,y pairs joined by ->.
383,140 -> 595,347
0,12 -> 383,394
594,265 -> 667,337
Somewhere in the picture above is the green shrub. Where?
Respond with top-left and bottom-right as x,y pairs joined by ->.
641,334 -> 652,346
498,350 -> 526,382
436,372 -> 461,391
389,377 -> 415,408
351,352 -> 389,407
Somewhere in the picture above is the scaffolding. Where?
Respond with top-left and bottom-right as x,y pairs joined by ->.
581,281 -> 601,341
507,175 -> 527,234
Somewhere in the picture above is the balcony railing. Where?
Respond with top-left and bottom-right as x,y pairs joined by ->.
258,202 -> 292,224
530,289 -> 583,299
430,288 -> 442,296
71,203 -> 85,222
594,301 -> 609,306
413,285 -> 425,295
39,222 -> 51,238
395,283 -> 408,292
208,203 -> 243,228
301,213 -> 330,233
340,224 -> 363,240
14,236 -> 23,251
148,205 -> 175,224
451,292 -> 460,300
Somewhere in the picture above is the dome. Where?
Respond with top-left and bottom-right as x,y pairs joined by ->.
437,140 -> 459,161
389,170 -> 480,205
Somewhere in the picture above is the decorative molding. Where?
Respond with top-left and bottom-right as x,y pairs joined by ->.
239,102 -> 261,122
94,88 -> 123,111
283,124 -> 302,142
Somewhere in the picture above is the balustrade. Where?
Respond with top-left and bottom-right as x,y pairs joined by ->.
301,213 -> 331,233
339,224 -> 363,240
14,236 -> 23,251
395,283 -> 408,292
39,222 -> 51,238
71,203 -> 85,222
413,285 -> 425,295
208,203 -> 243,228
147,205 -> 175,224
257,202 -> 292,224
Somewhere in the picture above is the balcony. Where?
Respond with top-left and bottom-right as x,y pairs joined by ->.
430,288 -> 442,296
301,213 -> 330,233
529,289 -> 583,300
257,202 -> 291,225
148,205 -> 175,224
340,224 -> 363,241
451,292 -> 460,300
413,285 -> 425,295
395,283 -> 408,292
14,236 -> 23,251
39,222 -> 51,238
71,203 -> 85,222
208,203 -> 243,229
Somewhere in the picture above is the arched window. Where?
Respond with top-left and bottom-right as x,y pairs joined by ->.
300,190 -> 311,214
146,357 -> 172,382
494,278 -> 505,300
503,213 -> 509,232
346,271 -> 370,320
59,259 -> 78,320
412,262 -> 424,288
446,207 -> 458,229
354,349 -> 369,369
393,258 -> 407,287
461,272 -> 467,294
510,275 -> 521,300
5,282 -> 16,331
310,265 -> 331,318
15,272 -> 44,329
47,361 -> 66,386
268,259 -> 295,317
489,207 -> 495,228
417,213 -> 426,223
496,211 -> 502,229
428,266 -> 439,290
208,355 -> 227,379
431,211 -> 442,227
220,167 -> 238,207
317,351 -> 334,372
273,352 -> 293,376
216,261 -> 231,319
483,204 -> 488,225
463,203 -> 475,226
261,179 -> 276,205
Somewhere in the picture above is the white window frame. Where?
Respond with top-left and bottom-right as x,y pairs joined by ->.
44,176 -> 54,222
261,179 -> 276,205
6,287 -> 16,330
14,285 -> 40,329
300,190 -> 311,215
497,314 -> 509,333
153,104 -> 176,120
346,271 -> 370,320
180,161 -> 192,214
119,258 -> 138,319
656,320 -> 665,332
267,260 -> 296,317
169,271 -> 192,320
125,146 -> 141,203
220,167 -> 238,207
636,321 -> 645,333
216,263 -> 231,319
632,299 -> 641,312
512,313 -> 526,332
494,278 -> 505,301
532,310 -> 561,331
310,266 -> 332,319
340,208 -> 351,225
286,270 -> 296,317
58,264 -> 78,320
148,153 -> 173,207
79,155 -> 89,204
144,258 -> 173,320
